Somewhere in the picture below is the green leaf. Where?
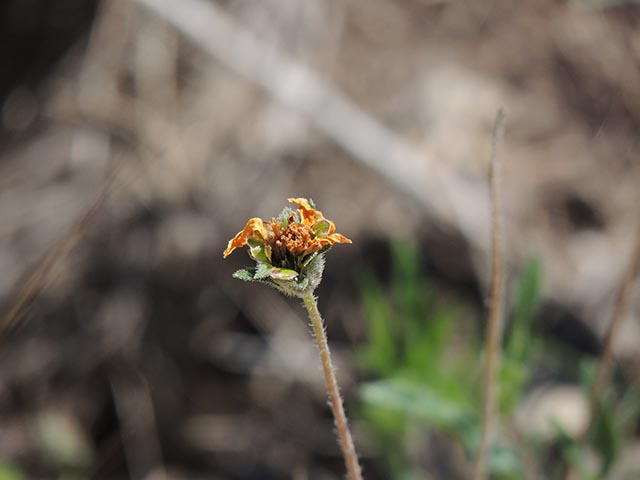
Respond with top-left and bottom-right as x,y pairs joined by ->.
360,379 -> 476,445
591,398 -> 621,476
358,273 -> 397,374
254,263 -> 274,280
499,358 -> 527,415
233,268 -> 257,282
512,259 -> 542,325
235,264 -> 298,283
506,258 -> 542,362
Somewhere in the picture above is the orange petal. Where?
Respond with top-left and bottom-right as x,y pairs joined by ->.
288,197 -> 322,225
223,218 -> 268,258
287,197 -> 314,210
319,232 -> 352,246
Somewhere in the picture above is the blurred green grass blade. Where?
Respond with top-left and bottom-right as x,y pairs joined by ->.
488,444 -> 525,479
507,258 -> 542,362
360,378 -> 476,443
359,273 -> 397,374
391,241 -> 426,323
512,258 -> 542,321
579,357 -> 622,475
592,398 -> 622,476
0,464 -> 25,480
498,358 -> 527,415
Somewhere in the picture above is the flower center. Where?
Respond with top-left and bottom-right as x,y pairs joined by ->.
272,223 -> 315,268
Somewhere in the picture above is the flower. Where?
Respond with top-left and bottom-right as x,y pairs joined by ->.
223,198 -> 351,296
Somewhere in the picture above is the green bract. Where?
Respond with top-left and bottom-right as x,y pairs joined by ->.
233,250 -> 326,297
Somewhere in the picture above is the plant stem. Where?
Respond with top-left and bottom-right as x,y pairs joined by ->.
589,223 -> 640,429
302,293 -> 363,480
473,108 -> 507,480
562,224 -> 640,479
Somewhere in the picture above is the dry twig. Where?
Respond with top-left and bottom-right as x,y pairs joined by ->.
589,223 -> 640,428
132,0 -> 480,236
473,108 -> 507,480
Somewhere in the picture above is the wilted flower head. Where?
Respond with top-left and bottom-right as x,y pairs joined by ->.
223,198 -> 351,296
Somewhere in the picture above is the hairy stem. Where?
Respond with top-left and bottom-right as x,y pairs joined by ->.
302,293 -> 363,480
473,108 -> 507,480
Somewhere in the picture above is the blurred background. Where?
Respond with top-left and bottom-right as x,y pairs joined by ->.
1,0 -> 640,478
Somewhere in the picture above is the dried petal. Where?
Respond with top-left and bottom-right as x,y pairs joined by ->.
319,233 -> 352,246
223,218 -> 268,258
288,197 -> 323,225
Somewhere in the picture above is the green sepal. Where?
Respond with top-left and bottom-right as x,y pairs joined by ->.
270,268 -> 298,280
311,219 -> 331,237
232,253 -> 326,298
301,251 -> 319,269
253,263 -> 298,281
269,254 -> 325,297
277,207 -> 295,228
302,252 -> 325,291
301,245 -> 331,268
254,263 -> 273,280
247,237 -> 270,263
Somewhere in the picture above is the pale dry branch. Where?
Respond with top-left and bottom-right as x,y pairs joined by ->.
473,108 -> 507,480
132,0 -> 483,238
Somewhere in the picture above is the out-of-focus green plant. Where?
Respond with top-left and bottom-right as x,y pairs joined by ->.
500,258 -> 542,415
0,464 -> 25,480
565,358 -> 640,479
358,241 -> 543,479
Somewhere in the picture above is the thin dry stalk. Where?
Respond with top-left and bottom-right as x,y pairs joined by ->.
302,293 -> 362,480
473,108 -> 507,480
589,223 -> 640,429
0,174 -> 117,340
